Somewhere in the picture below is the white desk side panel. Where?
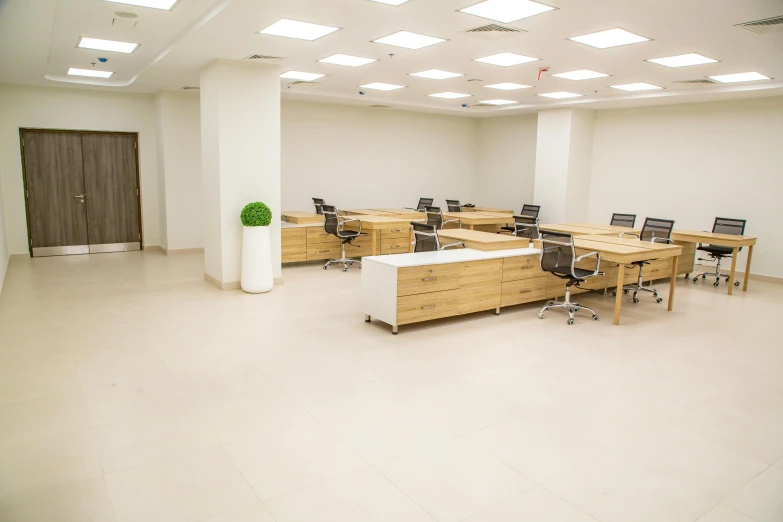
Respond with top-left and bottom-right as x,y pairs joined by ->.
361,258 -> 399,326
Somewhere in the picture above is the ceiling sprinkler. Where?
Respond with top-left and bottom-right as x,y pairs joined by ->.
98,57 -> 108,63
537,67 -> 549,81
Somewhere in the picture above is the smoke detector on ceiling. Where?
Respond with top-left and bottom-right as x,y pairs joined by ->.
112,17 -> 137,29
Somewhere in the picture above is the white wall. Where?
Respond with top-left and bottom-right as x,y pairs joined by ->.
0,83 -> 161,254
281,101 -> 478,211
0,175 -> 9,294
589,96 -> 783,278
156,91 -> 203,251
476,114 -> 537,212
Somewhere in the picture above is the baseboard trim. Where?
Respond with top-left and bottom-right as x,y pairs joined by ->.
274,276 -> 284,286
162,247 -> 205,256
204,273 -> 283,290
692,263 -> 783,285
144,245 -> 164,253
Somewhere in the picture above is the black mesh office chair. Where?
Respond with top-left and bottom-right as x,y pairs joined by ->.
424,206 -> 460,229
610,213 -> 636,228
511,215 -> 539,240
446,200 -> 462,212
404,198 -> 434,212
501,204 -> 541,234
312,198 -> 326,215
538,231 -> 601,325
693,217 -> 746,287
615,217 -> 675,303
322,205 -> 366,272
410,222 -> 465,252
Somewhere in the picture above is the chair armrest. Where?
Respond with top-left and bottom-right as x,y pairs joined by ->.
338,217 -> 362,235
651,237 -> 673,244
402,207 -> 424,212
441,242 -> 466,250
619,232 -> 639,239
442,219 -> 461,229
575,251 -> 602,276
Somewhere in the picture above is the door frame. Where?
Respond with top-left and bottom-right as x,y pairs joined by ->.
19,128 -> 144,257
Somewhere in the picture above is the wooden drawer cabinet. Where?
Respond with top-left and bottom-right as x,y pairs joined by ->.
307,243 -> 341,261
307,227 -> 336,244
381,237 -> 409,254
502,256 -> 544,282
382,227 -> 409,240
457,260 -> 502,314
397,289 -> 460,325
501,278 -> 548,307
344,235 -> 372,257
397,264 -> 460,296
643,259 -> 671,281
676,241 -> 695,274
547,274 -> 587,297
281,228 -> 307,263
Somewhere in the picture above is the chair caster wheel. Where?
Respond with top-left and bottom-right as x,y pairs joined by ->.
702,275 -> 706,279
713,282 -> 719,287
538,313 -> 544,319
734,281 -> 740,287
574,307 -> 580,312
323,266 -> 328,270
567,318 -> 574,325
623,289 -> 630,294
593,315 -> 599,321
633,298 -> 639,304
656,298 -> 663,303
612,291 -> 617,296
692,278 -> 698,283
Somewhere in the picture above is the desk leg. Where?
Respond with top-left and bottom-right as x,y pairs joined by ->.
614,264 -> 625,325
728,247 -> 739,296
743,245 -> 753,291
371,230 -> 378,256
409,227 -> 414,253
668,255 -> 678,312
468,224 -> 474,230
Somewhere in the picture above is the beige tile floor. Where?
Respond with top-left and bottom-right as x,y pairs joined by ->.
0,251 -> 782,522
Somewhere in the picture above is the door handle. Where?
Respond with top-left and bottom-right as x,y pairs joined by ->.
74,194 -> 85,203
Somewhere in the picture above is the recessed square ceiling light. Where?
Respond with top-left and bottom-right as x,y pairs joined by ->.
318,54 -> 377,67
410,69 -> 463,80
429,92 -> 472,99
372,31 -> 446,50
105,0 -> 177,10
360,82 -> 406,91
610,83 -> 663,91
458,0 -> 555,23
647,53 -> 717,68
568,28 -> 650,49
78,37 -> 139,54
259,19 -> 340,41
280,71 -> 325,81
369,0 -> 410,5
552,69 -> 609,80
708,72 -> 771,83
475,52 -> 539,67
538,92 -> 583,99
68,68 -> 114,78
479,99 -> 518,105
484,82 -> 532,90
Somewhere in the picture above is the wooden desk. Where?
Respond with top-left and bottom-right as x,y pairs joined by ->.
342,214 -> 413,255
461,206 -> 515,214
540,223 -> 638,236
443,212 -> 515,232
671,230 -> 757,295
281,211 -> 323,225
369,209 -> 428,220
437,229 -> 531,251
573,235 -> 682,325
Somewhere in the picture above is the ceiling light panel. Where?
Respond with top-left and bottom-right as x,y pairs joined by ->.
552,69 -> 608,80
361,82 -> 405,91
369,0 -> 410,5
105,0 -> 177,9
610,83 -> 663,91
68,68 -> 114,78
280,71 -> 324,81
484,82 -> 532,90
459,0 -> 555,23
429,92 -> 472,99
475,52 -> 539,67
410,69 -> 463,80
78,37 -> 139,54
259,19 -> 340,41
568,28 -> 650,49
538,92 -> 583,99
319,54 -> 377,67
708,72 -> 770,83
372,31 -> 446,50
647,53 -> 717,68
479,99 -> 518,105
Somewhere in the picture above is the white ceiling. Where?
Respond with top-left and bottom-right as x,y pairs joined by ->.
1,0 -> 782,116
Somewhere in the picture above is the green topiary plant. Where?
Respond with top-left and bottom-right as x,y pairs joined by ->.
241,202 -> 272,227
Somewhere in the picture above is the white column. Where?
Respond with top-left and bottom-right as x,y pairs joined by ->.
533,108 -> 595,223
200,60 -> 281,289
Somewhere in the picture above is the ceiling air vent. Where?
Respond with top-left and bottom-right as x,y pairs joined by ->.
181,86 -> 200,90
672,78 -> 718,85
369,105 -> 392,109
288,80 -> 319,86
467,78 -> 483,82
463,24 -> 525,41
244,54 -> 285,60
735,15 -> 783,35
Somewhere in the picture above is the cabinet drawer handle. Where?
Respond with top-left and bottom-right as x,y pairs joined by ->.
421,305 -> 436,310
391,244 -> 400,248
519,289 -> 531,294
390,228 -> 402,233
319,233 -> 329,236
318,249 -> 330,253
422,277 -> 437,281
520,266 -> 533,270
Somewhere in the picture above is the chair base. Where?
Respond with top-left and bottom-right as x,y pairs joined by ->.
537,286 -> 599,325
692,256 -> 740,287
323,242 -> 362,272
614,266 -> 664,304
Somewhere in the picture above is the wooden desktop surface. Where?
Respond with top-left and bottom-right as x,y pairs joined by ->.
437,229 -> 530,251
540,223 -> 638,236
443,212 -> 515,226
462,206 -> 514,214
281,211 -> 323,224
671,229 -> 757,247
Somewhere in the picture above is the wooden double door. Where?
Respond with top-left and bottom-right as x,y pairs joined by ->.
21,129 -> 142,257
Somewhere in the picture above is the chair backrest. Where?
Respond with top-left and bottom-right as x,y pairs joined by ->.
446,200 -> 461,212
313,198 -> 325,215
416,198 -> 434,211
513,216 -> 539,240
610,213 -> 636,228
640,217 -> 675,242
322,204 -> 340,236
424,206 -> 444,229
539,230 -> 575,276
712,217 -> 746,236
411,222 -> 439,252
521,204 -> 541,219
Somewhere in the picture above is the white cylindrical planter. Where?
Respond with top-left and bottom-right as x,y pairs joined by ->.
241,226 -> 273,293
